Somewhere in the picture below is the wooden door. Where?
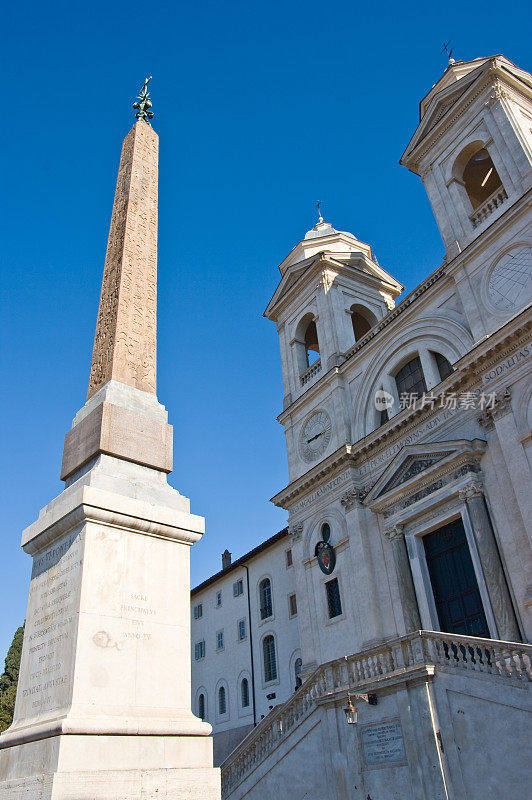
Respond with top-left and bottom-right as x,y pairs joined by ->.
423,519 -> 489,637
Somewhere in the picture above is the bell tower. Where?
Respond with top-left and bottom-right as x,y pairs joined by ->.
401,55 -> 532,260
265,217 -> 402,481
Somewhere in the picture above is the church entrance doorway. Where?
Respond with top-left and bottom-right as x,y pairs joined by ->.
423,519 -> 489,637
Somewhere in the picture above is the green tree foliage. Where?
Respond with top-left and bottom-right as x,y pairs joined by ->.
0,625 -> 24,732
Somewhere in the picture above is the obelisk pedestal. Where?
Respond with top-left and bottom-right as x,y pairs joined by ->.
0,109 -> 221,799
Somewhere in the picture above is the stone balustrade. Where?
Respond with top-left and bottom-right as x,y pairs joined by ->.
470,186 -> 508,228
300,358 -> 321,386
221,630 -> 531,796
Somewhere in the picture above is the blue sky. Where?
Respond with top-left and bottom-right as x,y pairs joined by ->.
0,0 -> 529,659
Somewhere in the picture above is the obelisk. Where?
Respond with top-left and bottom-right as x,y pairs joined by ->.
0,81 -> 221,800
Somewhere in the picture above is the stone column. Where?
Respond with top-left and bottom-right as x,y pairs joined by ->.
459,481 -> 521,642
384,524 -> 422,633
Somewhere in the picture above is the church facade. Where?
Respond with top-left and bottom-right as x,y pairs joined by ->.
192,54 -> 532,799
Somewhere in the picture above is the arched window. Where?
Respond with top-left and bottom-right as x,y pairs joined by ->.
218,685 -> 226,715
198,692 -> 206,720
295,314 -> 321,376
304,320 -> 320,367
394,356 -> 426,404
294,657 -> 303,689
263,635 -> 277,682
432,351 -> 453,382
259,578 -> 273,620
462,147 -> 503,210
241,678 -> 250,708
350,304 -> 377,342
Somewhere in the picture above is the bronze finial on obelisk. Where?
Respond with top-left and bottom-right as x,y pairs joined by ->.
133,76 -> 154,124
87,80 -> 158,399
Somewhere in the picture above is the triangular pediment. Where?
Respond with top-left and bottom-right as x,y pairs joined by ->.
401,55 -> 531,171
401,66 -> 485,167
380,452 -> 449,494
264,252 -> 402,320
364,439 -> 486,508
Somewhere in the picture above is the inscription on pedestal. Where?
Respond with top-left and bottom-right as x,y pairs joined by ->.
16,530 -> 83,719
361,720 -> 406,767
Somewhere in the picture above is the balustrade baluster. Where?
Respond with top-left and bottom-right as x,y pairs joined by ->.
382,648 -> 394,673
522,653 -> 532,680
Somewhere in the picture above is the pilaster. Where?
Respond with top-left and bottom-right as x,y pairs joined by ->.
383,525 -> 422,634
458,481 -> 521,641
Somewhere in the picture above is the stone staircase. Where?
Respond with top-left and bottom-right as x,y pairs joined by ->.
221,630 -> 531,798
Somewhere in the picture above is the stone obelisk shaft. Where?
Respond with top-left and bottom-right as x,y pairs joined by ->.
88,120 -> 158,398
60,121 -> 172,482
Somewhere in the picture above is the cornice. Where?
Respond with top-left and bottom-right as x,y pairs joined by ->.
455,307 -> 532,379
270,448 -> 357,509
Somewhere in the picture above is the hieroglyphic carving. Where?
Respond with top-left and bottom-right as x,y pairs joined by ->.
87,120 -> 158,398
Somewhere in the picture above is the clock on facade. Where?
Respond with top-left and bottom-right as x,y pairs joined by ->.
487,245 -> 532,311
299,410 -> 332,463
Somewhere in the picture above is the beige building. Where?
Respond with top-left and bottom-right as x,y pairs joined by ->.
192,54 -> 532,799
191,531 -> 301,765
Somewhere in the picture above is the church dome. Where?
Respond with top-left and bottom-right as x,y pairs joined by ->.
304,220 -> 339,239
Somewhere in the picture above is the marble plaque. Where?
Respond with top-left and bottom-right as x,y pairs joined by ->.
361,720 -> 406,767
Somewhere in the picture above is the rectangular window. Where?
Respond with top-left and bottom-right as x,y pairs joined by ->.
193,603 -> 203,619
216,631 -> 224,650
233,579 -> 243,597
194,640 -> 205,660
263,635 -> 277,682
216,591 -> 222,607
238,619 -> 246,640
259,579 -> 273,620
285,549 -> 293,568
325,578 -> 342,619
289,593 -> 298,617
